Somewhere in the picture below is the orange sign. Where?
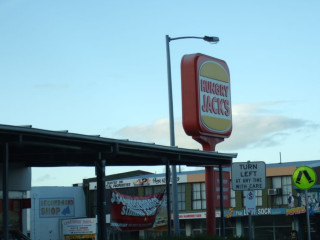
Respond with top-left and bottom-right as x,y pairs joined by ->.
181,53 -> 232,138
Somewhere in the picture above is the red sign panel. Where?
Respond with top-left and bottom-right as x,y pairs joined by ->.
0,199 -> 31,230
181,53 -> 232,138
110,188 -> 166,231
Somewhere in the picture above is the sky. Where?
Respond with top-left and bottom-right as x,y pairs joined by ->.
1,1 -> 320,186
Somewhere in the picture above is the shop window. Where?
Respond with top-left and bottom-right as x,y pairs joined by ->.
272,176 -> 292,206
256,190 -> 262,206
192,183 -> 206,210
177,184 -> 186,211
169,184 -> 186,211
230,189 -> 236,207
145,185 -> 164,195
145,184 -> 186,211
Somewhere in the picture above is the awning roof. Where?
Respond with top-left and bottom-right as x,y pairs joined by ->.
0,124 -> 236,167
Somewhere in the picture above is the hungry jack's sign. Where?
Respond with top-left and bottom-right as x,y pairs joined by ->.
181,53 -> 232,139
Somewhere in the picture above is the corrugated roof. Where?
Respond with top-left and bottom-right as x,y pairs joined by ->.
0,124 -> 236,167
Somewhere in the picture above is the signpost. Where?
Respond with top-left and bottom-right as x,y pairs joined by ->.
292,166 -> 317,240
231,161 -> 266,191
232,161 -> 266,240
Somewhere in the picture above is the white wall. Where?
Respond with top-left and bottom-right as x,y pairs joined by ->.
30,187 -> 86,240
0,163 -> 31,191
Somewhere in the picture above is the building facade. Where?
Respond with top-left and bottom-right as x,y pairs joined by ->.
83,161 -> 320,240
30,186 -> 86,240
0,163 -> 31,236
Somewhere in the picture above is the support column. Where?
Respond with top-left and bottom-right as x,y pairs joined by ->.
219,165 -> 225,238
96,153 -> 106,240
2,143 -> 9,240
165,162 -> 172,237
205,166 -> 216,235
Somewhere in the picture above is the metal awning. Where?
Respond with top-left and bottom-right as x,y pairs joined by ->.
0,124 -> 237,239
0,124 -> 236,167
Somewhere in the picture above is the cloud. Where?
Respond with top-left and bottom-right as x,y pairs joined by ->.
114,119 -> 171,145
113,102 -> 319,152
218,102 -> 319,151
33,174 -> 56,185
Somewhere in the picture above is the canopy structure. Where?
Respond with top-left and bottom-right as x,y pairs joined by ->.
0,124 -> 237,238
0,124 -> 235,167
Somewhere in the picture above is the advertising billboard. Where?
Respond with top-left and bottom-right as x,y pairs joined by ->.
181,53 -> 232,139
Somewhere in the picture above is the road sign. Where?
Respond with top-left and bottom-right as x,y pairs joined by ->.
244,190 -> 256,214
231,161 -> 266,191
292,166 -> 316,190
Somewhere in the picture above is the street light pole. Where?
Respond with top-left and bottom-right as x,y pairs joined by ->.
165,35 -> 219,236
165,35 -> 179,236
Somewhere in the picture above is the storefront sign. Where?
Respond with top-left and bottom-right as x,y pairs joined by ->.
231,161 -> 266,191
286,206 -> 306,216
179,212 -> 206,219
39,198 -> 75,218
181,53 -> 232,138
89,175 -> 187,190
64,234 -> 95,240
110,188 -> 166,231
62,218 -> 96,235
229,208 -> 282,217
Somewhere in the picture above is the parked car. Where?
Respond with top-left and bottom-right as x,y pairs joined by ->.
0,229 -> 31,240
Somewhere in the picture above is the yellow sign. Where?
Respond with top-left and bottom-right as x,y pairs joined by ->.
65,234 -> 95,240
292,166 -> 316,190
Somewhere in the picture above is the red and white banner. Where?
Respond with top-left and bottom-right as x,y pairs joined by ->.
110,188 -> 166,231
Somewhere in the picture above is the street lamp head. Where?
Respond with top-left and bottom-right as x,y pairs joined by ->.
203,36 -> 219,43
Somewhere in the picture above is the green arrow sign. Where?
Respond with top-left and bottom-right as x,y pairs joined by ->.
292,166 -> 317,190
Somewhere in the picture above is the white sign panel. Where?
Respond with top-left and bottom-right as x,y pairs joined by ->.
62,218 -> 96,235
244,190 -> 256,214
39,198 -> 75,218
231,161 -> 266,191
89,175 -> 187,190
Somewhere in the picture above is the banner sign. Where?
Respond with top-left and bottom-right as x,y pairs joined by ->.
110,188 -> 166,231
89,175 -> 187,190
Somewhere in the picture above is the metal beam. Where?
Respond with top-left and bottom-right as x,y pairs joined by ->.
96,153 -> 107,240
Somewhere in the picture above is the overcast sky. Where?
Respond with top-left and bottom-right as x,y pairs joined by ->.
1,1 -> 319,186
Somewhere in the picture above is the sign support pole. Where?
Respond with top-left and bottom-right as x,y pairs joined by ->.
205,166 -> 216,235
248,211 -> 253,240
305,190 -> 311,240
193,136 -> 224,236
